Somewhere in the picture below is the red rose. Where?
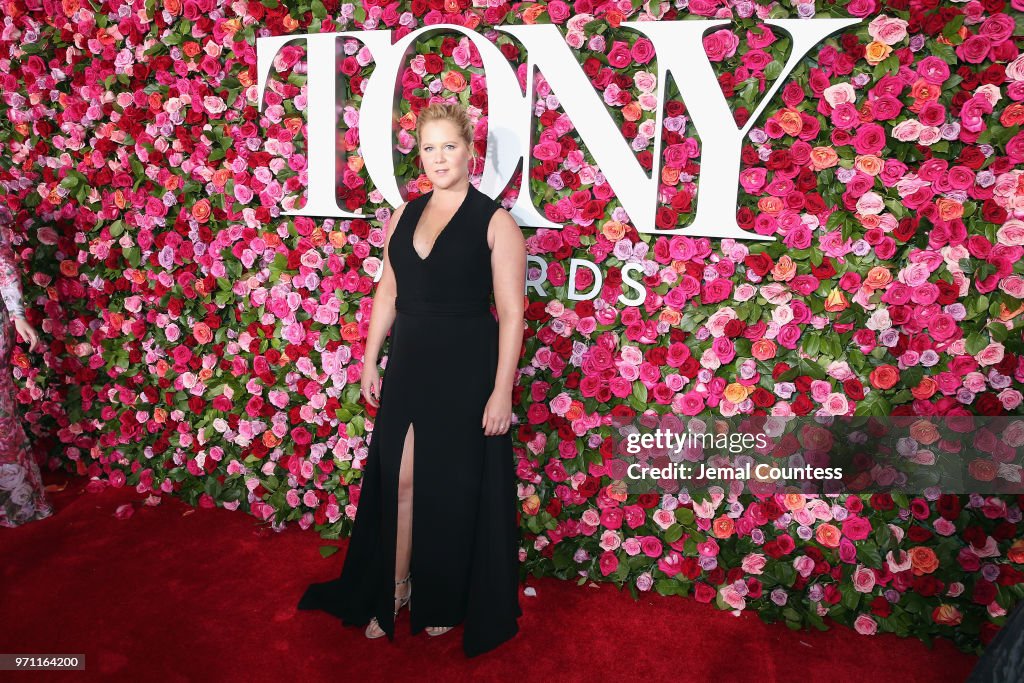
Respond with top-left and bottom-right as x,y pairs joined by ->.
744,252 -> 773,276
870,595 -> 893,617
869,365 -> 900,390
973,580 -> 997,605
843,379 -> 865,400
693,583 -> 716,603
869,493 -> 894,511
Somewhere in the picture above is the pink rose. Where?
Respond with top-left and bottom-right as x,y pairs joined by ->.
607,41 -> 632,69
853,565 -> 876,593
854,614 -> 878,635
976,343 -> 1005,367
868,15 -> 909,45
631,38 -> 655,65
702,29 -> 739,62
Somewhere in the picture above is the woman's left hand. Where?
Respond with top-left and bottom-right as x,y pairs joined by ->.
482,389 -> 513,436
14,317 -> 40,353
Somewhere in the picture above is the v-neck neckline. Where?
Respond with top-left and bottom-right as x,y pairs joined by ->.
411,185 -> 473,262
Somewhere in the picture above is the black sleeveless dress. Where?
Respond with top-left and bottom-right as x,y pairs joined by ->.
297,183 -> 523,658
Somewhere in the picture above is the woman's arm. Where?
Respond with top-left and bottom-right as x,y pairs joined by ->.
489,208 -> 527,395
0,227 -> 26,320
363,202 -> 407,367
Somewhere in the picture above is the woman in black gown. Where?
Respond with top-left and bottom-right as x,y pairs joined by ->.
298,103 -> 527,657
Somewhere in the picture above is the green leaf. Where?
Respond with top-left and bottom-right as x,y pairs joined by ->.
319,545 -> 340,558
674,506 -> 695,525
965,332 -> 987,355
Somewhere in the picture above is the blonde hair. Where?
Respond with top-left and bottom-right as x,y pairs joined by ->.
415,102 -> 476,158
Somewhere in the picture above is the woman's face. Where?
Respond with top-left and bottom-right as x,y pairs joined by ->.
418,119 -> 471,188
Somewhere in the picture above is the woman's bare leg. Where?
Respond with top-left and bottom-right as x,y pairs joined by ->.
395,423 -> 414,583
366,423 -> 415,638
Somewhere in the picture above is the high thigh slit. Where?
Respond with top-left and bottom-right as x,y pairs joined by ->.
297,183 -> 523,657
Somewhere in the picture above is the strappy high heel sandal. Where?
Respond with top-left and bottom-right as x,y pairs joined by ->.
365,573 -> 412,639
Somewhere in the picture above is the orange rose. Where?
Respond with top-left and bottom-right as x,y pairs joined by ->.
815,523 -> 841,548
606,480 -> 628,502
1008,539 -> 1024,564
969,459 -> 998,482
936,198 -> 963,221
864,266 -> 892,290
416,176 -> 434,194
859,214 -> 881,230
164,0 -> 182,15
153,407 -> 167,423
712,516 -> 735,539
809,147 -> 839,171
909,419 -> 940,445
602,220 -> 626,241
864,41 -> 892,65
776,108 -> 803,137
659,309 -> 681,326
855,155 -> 883,175
782,493 -> 806,511
757,196 -> 785,214
60,260 -> 79,277
622,101 -> 642,122
751,339 -> 777,361
522,4 -> 547,23
441,70 -> 467,93
824,288 -> 849,312
193,322 -> 213,344
222,18 -> 242,37
771,254 -> 796,282
910,79 -> 941,107
341,322 -> 361,341
932,604 -> 962,626
565,400 -> 584,421
282,14 -> 299,30
212,169 -> 232,188
329,231 -> 347,249
191,198 -> 211,223
61,0 -> 79,14
909,546 -> 939,575
724,383 -> 750,404
263,431 -> 280,448
522,494 -> 541,515
911,377 -> 937,401
398,111 -> 417,131
347,155 -> 365,173
999,103 -> 1024,128
661,166 -> 680,185
869,365 -> 899,390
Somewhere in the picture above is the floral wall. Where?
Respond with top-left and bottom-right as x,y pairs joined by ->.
1,0 -> 1023,654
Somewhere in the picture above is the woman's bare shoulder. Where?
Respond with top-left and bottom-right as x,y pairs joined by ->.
487,207 -> 524,246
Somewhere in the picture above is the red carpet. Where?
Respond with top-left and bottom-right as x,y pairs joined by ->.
0,469 -> 979,682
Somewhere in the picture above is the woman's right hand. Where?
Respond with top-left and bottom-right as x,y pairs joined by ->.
361,362 -> 382,408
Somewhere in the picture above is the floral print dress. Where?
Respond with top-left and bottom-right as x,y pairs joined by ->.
0,226 -> 52,527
